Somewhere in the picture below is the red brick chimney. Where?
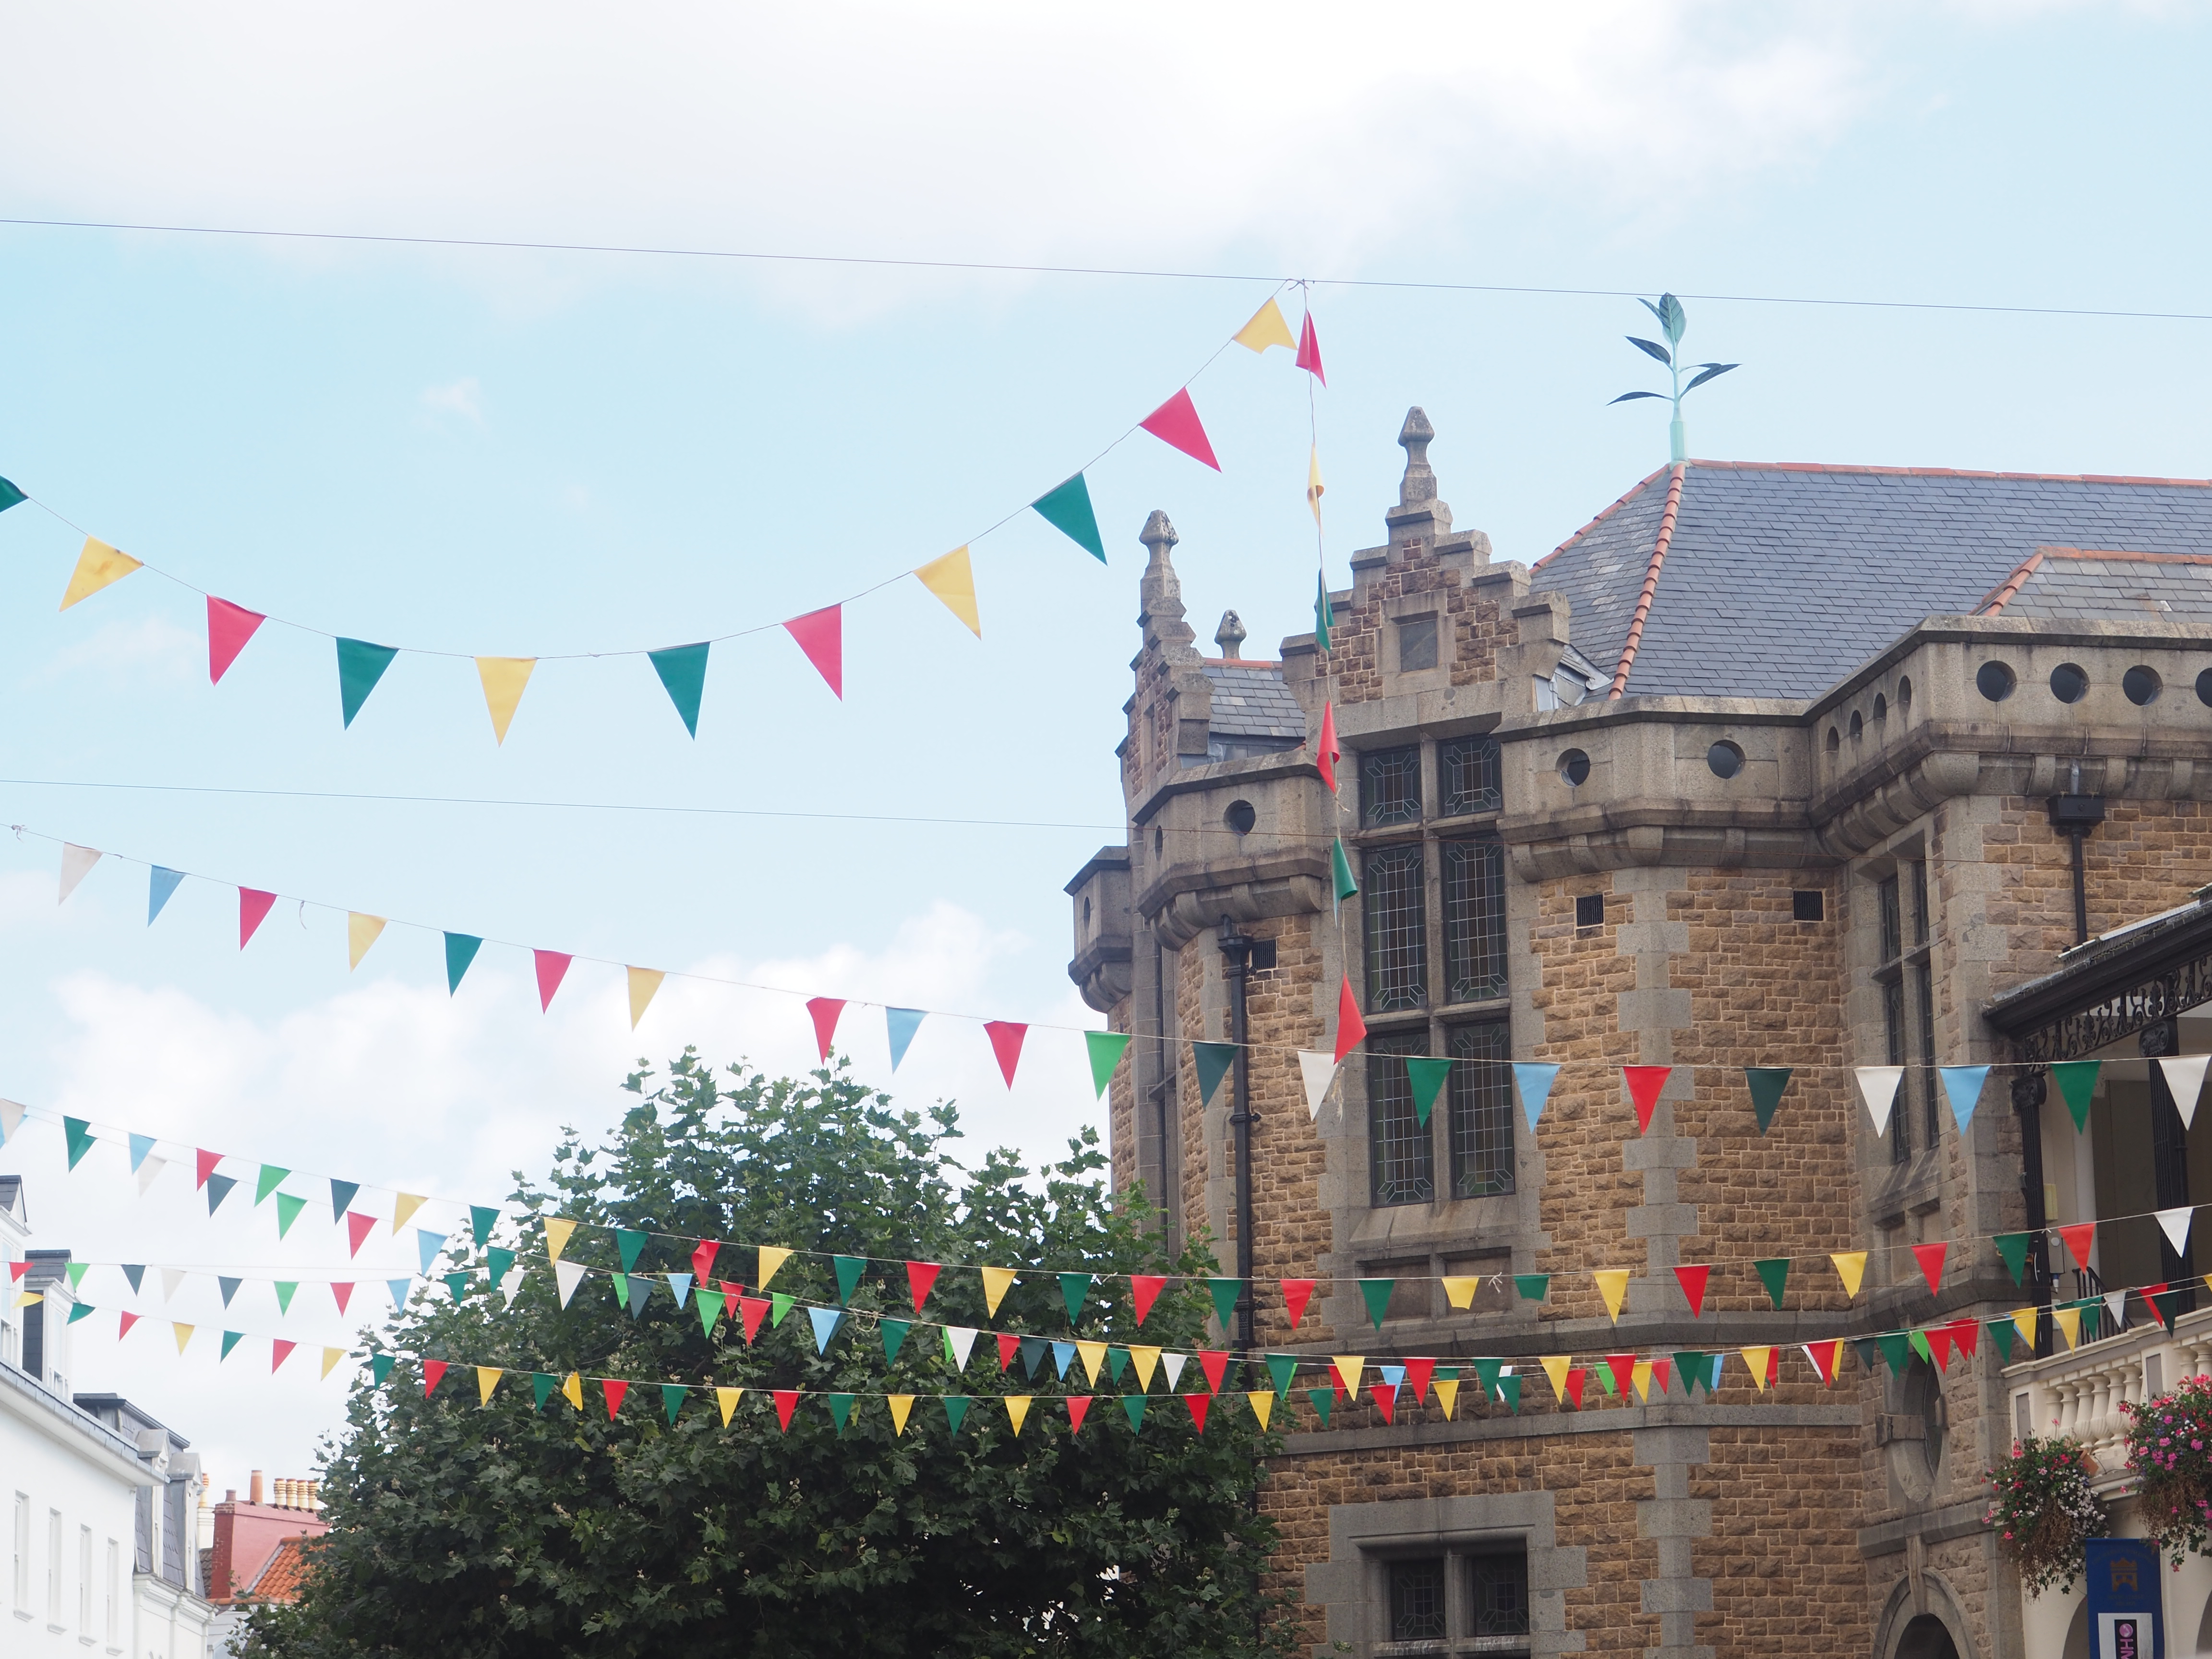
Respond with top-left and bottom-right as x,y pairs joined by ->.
207,1473 -> 329,1603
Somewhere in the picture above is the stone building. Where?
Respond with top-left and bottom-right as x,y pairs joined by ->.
1064,415 -> 2212,1659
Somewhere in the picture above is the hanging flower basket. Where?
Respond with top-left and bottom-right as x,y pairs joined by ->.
2125,1372 -> 2212,1557
1986,1433 -> 2109,1596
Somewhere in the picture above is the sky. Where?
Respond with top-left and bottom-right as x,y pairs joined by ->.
3,0 -> 2211,1488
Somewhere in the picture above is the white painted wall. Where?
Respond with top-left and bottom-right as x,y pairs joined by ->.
3,1366 -> 147,1658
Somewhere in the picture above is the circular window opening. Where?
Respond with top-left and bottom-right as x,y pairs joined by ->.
1901,1359 -> 1946,1480
1559,749 -> 1591,786
1224,799 -> 1257,835
1898,676 -> 1913,716
2199,668 -> 2212,708
1873,692 -> 1888,724
2123,666 -> 2163,707
2049,662 -> 2089,704
1707,740 -> 1744,780
1848,710 -> 1863,741
1976,661 -> 2016,702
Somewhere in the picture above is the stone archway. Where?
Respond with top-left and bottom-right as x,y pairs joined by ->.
1896,1613 -> 1961,1659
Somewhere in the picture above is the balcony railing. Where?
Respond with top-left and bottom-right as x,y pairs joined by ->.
2002,1300 -> 2212,1489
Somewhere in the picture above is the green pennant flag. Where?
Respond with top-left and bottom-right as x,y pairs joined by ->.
2077,1298 -> 2102,1341
0,475 -> 24,513
1306,1388 -> 1334,1427
1331,837 -> 1358,906
274,1192 -> 309,1238
66,1262 -> 88,1293
1994,1233 -> 2031,1286
1208,1278 -> 1243,1329
1266,1354 -> 1298,1398
1474,1356 -> 1504,1400
68,1302 -> 95,1324
662,1384 -> 688,1426
612,1273 -> 631,1310
1085,1031 -> 1132,1097
944,1396 -> 971,1435
274,1282 -> 298,1315
470,1206 -> 499,1249
371,1354 -> 396,1387
2051,1061 -> 2100,1132
336,637 -> 399,728
256,1164 -> 290,1205
1876,1332 -> 1912,1374
220,1331 -> 244,1361
1990,1318 -> 2017,1362
1314,569 -> 1334,652
1192,1042 -> 1237,1106
1059,1273 -> 1093,1322
697,1290 -> 722,1338
1513,1274 -> 1550,1303
834,1256 -> 868,1305
532,1373 -> 558,1412
1032,473 -> 1106,562
616,1230 -> 649,1273
1744,1067 -> 1792,1134
444,1273 -> 471,1303
648,643 -> 710,738
63,1117 -> 96,1170
881,1317 -> 912,1363
1671,1352 -> 1707,1395
1753,1259 -> 1790,1310
1358,1279 -> 1395,1331
770,1291 -> 795,1327
1121,1395 -> 1147,1433
1107,1347 -> 1130,1384
1592,1360 -> 1619,1397
1406,1058 -> 1452,1127
1496,1375 -> 1522,1414
1852,1337 -> 1879,1373
827,1393 -> 855,1434
330,1179 -> 360,1219
1909,1329 -> 1935,1367
487,1248 -> 517,1290
444,934 -> 483,995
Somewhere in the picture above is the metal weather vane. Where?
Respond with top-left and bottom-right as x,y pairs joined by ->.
1610,293 -> 1736,465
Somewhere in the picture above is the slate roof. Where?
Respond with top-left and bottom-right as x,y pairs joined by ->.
1985,548 -> 2212,624
1201,661 -> 1306,741
1532,462 -> 2212,699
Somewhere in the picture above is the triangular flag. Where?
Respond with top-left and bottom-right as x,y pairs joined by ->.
1358,1279 -> 1394,1330
647,643 -> 710,737
1630,1359 -> 1655,1403
196,1150 -> 224,1188
1197,1350 -> 1231,1394
716,1387 -> 745,1427
1316,702 -> 1339,792
2054,1305 -> 2082,1350
1604,1354 -> 1635,1399
2057,1223 -> 2096,1271
615,1230 -> 649,1273
1938,1066 -> 1990,1131
59,844 -> 101,904
983,1021 -> 1027,1086
913,547 -> 982,637
1434,1377 -> 1460,1419
1061,1272 -> 1094,1322
474,657 -> 536,745
1754,1258 -> 1790,1310
173,1324 -> 193,1354
782,607 -> 843,697
330,1282 -> 354,1315
1305,1389 -> 1333,1427
739,1297 -> 770,1342
1744,1067 -> 1791,1133
1334,977 -> 1366,1064
1075,1340 -> 1108,1387
476,1367 -> 503,1405
1406,1058 -> 1451,1127
423,1360 -> 448,1396
1592,1269 -> 1631,1323
347,914 -> 386,970
206,1173 -> 238,1213
1740,1347 -> 1775,1392
2012,1309 -> 2040,1349
1085,1031 -> 1130,1097
121,1264 -> 144,1293
321,1347 -> 345,1380
1139,388 -> 1221,470
1330,837 -> 1357,907
1332,1355 -> 1364,1395
0,476 -> 18,511
1674,1265 -> 1711,1318
554,1260 -> 587,1308
256,1164 -> 289,1205
886,1008 -> 926,1069
1129,1274 -> 1166,1325
1497,1376 -> 1523,1414
1031,474 -> 1106,562
1233,297 -> 1296,353
1265,1354 -> 1297,1398
1924,1326 -> 1953,1370
561,1372 -> 583,1410
2051,1060 -> 2100,1131
1539,1355 -> 1571,1401
147,867 -> 184,925
542,1217 -> 577,1261
336,638 -> 399,727
1623,1066 -> 1670,1132
602,1379 -> 628,1419
2159,1055 -> 2211,1129
1994,1234 -> 2031,1286
1308,447 -> 1326,530
533,951 -> 573,1011
663,1385 -> 690,1427
980,1266 -> 1018,1315
64,1117 -> 97,1170
60,536 -> 141,609
238,888 -> 276,949
275,1193 -> 308,1238
1856,1067 -> 1904,1136
1246,1390 -> 1274,1430
939,1395 -> 971,1435
806,998 -> 846,1062
757,1246 -> 792,1288
1297,1051 -> 1338,1118
1193,1041 -> 1237,1106
1004,1395 -> 1033,1436
626,967 -> 665,1028
419,1228 -> 448,1274
206,597 -> 265,684
1130,1346 -> 1161,1391
665,1271 -> 693,1310
161,1268 -> 186,1301
1295,311 -> 1325,385
1205,1278 -> 1242,1331
345,1212 -> 378,1257
1442,1276 -> 1479,1310
833,1256 -> 867,1305
1831,1252 -> 1867,1298
1911,1242 -> 1948,1296
1403,1357 -> 1435,1404
904,1260 -> 941,1313
1514,1274 -> 1551,1303
385,1278 -> 411,1310
1803,1340 -> 1843,1385
1281,1279 -> 1317,1330
1513,1064 -> 1559,1131
444,933 -> 483,994
1367,1385 -> 1396,1424
2159,1207 -> 2194,1256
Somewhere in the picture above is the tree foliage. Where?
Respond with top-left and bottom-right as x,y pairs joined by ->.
249,1052 -> 1285,1659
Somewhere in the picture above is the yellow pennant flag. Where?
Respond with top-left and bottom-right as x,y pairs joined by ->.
1441,1275 -> 1480,1310
1332,1355 -> 1364,1395
394,1193 -> 428,1232
980,1267 -> 1018,1316
627,966 -> 665,1029
1434,1378 -> 1460,1420
1233,297 -> 1297,354
543,1218 -> 577,1262
320,1347 -> 346,1381
913,547 -> 982,639
1076,1340 -> 1108,1386
348,913 -> 387,970
2054,1306 -> 2082,1350
1539,1355 -> 1571,1400
2011,1308 -> 2039,1348
561,1371 -> 584,1410
1740,1347 -> 1773,1392
474,657 -> 536,745
757,1247 -> 793,1289
12,1290 -> 41,1309
1004,1395 -> 1032,1436
60,536 -> 143,610
1830,1252 -> 1868,1299
173,1323 -> 194,1354
1592,1270 -> 1631,1323
888,1394 -> 916,1436
1129,1345 -> 1161,1391
1632,1360 -> 1655,1404
716,1387 -> 744,1426
1307,445 -> 1325,528
477,1367 -> 504,1406
1246,1390 -> 1274,1431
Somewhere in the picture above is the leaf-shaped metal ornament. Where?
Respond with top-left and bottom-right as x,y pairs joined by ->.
1627,336 -> 1672,366
1609,390 -> 1667,403
1683,362 -> 1738,393
1659,293 -> 1686,343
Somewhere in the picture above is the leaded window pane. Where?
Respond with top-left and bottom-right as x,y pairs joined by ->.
1878,875 -> 1902,963
1368,1034 -> 1433,1207
1442,837 -> 1507,1003
1441,734 -> 1502,816
1362,745 -> 1422,827
1389,1557 -> 1447,1642
1363,845 -> 1428,1012
1883,974 -> 1910,1161
1472,1551 -> 1531,1636
1913,960 -> 1939,1146
1448,1022 -> 1514,1198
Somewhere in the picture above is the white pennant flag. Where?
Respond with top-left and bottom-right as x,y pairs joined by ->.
501,1269 -> 527,1309
2159,1055 -> 2211,1130
1856,1067 -> 1905,1137
2105,1290 -> 2129,1330
1161,1352 -> 1189,1390
136,1155 -> 167,1198
160,1268 -> 187,1302
945,1326 -> 980,1371
553,1259 -> 587,1309
58,844 -> 102,904
1297,1051 -> 1340,1119
2157,1206 -> 2194,1257
0,1099 -> 24,1145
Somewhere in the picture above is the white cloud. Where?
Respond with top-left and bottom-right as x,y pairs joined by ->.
419,376 -> 483,423
27,614 -> 200,688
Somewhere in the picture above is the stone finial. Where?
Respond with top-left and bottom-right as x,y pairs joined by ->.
1397,407 -> 1437,508
1214,609 -> 1247,659
1137,509 -> 1197,657
1141,508 -> 1179,559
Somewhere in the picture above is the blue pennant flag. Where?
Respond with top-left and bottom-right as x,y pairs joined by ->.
218,1276 -> 241,1307
147,866 -> 185,925
808,1306 -> 844,1353
1939,1066 -> 1991,1132
1379,1363 -> 1406,1388
666,1273 -> 693,1310
417,1229 -> 446,1275
1052,1340 -> 1077,1380
385,1279 -> 411,1310
1512,1064 -> 1560,1131
128,1133 -> 156,1172
886,1008 -> 926,1070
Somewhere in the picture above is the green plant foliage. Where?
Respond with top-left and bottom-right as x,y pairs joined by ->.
1609,292 -> 1737,415
246,1051 -> 1286,1659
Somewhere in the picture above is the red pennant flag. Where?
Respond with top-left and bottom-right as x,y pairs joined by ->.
119,1311 -> 141,1339
783,605 -> 842,699
602,1379 -> 628,1419
345,1212 -> 377,1257
719,1282 -> 743,1320
1910,1242 -> 1948,1297
2145,1283 -> 2173,1329
1761,1347 -> 1779,1387
983,1021 -> 1027,1087
238,888 -> 277,949
1296,311 -> 1326,386
423,1361 -> 449,1398
1563,1367 -> 1587,1410
1331,1374 -> 1347,1404
206,597 -> 266,685
331,1283 -> 354,1314
1925,1325 -> 1953,1370
1066,1395 -> 1093,1435
691,1240 -> 720,1283
271,1339 -> 296,1373
1316,702 -> 1340,792
805,997 -> 845,1061
1804,1339 -> 1842,1385
196,1150 -> 224,1189
1652,1357 -> 1674,1395
1403,1357 -> 1435,1403
1369,1383 -> 1398,1424
906,1261 -> 942,1313
6,1262 -> 24,1282
1948,1318 -> 1980,1360
2057,1222 -> 2095,1271
1281,1278 -> 1317,1330
1623,1066 -> 1671,1133
1674,1264 -> 1710,1319
1607,1354 -> 1636,1397
772,1389 -> 800,1431
739,1297 -> 770,1343
1130,1274 -> 1167,1325
1139,388 -> 1222,471
1334,977 -> 1367,1064
533,951 -> 573,1012
1198,1350 -> 1229,1394
1184,1394 -> 1211,1433
997,1332 -> 1021,1372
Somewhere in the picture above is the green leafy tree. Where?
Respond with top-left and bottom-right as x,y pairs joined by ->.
249,1051 -> 1285,1659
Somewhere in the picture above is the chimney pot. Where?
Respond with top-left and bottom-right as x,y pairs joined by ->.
249,1471 -> 264,1505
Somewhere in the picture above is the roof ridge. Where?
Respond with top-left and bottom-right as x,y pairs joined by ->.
1678,458 -> 2212,488
1533,462 -> 1674,568
1609,465 -> 1687,698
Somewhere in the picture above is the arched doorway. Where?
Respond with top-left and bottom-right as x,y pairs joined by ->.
1896,1613 -> 1961,1659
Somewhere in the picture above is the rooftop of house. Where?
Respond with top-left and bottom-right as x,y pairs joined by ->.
1199,660 -> 1306,742
244,1535 -> 316,1603
1533,461 -> 2212,700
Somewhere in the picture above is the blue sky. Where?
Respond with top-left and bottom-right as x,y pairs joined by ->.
2,0 -> 2209,1481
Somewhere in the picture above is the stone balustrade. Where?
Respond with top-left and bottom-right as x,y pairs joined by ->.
2001,1300 -> 2212,1489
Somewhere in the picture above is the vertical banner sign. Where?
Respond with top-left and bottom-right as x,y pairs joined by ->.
2085,1539 -> 2162,1659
